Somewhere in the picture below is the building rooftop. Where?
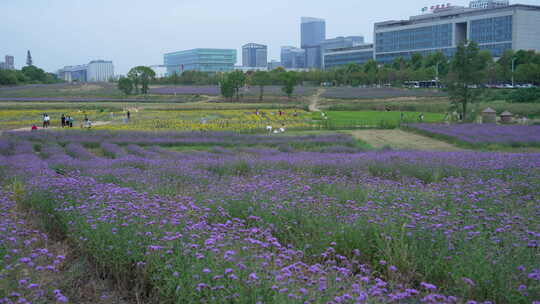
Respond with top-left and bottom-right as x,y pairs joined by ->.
242,43 -> 267,49
325,44 -> 374,54
301,17 -> 325,24
164,48 -> 237,56
375,4 -> 540,29
89,60 -> 113,64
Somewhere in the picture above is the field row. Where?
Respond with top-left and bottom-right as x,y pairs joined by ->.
0,131 -> 539,303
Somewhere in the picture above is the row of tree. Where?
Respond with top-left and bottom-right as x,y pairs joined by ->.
117,42 -> 536,119
219,70 -> 299,101
0,65 -> 60,85
152,49 -> 540,88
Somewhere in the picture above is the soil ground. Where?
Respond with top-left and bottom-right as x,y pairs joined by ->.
308,88 -> 325,112
350,129 -> 464,151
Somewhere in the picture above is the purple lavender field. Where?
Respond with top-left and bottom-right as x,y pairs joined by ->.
322,87 -> 446,99
150,85 -> 317,97
1,131 -> 539,304
408,123 -> 540,146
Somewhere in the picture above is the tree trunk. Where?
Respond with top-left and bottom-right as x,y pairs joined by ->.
259,85 -> 264,101
462,88 -> 468,121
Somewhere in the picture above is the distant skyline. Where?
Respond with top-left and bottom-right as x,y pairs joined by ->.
1,0 -> 538,74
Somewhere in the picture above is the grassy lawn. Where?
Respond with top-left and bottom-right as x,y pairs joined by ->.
313,111 -> 445,124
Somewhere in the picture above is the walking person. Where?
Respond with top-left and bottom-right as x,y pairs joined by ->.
61,114 -> 66,128
127,110 -> 131,121
43,114 -> 50,128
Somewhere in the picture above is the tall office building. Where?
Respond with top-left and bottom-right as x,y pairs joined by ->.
87,60 -> 114,82
4,55 -> 14,70
242,43 -> 268,68
374,4 -> 540,63
301,17 -> 326,69
164,48 -> 237,75
281,46 -> 306,69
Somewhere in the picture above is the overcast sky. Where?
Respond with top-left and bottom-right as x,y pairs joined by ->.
1,0 -> 538,74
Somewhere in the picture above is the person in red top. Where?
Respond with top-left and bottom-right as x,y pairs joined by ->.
31,125 -> 38,131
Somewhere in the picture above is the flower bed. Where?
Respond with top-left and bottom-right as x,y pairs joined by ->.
407,123 -> 540,146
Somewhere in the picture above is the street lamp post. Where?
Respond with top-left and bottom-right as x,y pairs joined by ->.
435,62 -> 439,81
511,57 -> 516,88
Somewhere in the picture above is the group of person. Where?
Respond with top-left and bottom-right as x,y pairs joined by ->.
61,114 -> 75,128
32,113 -> 76,131
267,123 -> 286,134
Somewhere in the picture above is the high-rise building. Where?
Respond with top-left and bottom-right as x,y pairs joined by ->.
301,17 -> 326,69
242,43 -> 268,68
87,60 -> 114,82
4,56 -> 14,70
469,0 -> 509,9
374,4 -> 540,63
281,46 -> 306,69
164,48 -> 237,75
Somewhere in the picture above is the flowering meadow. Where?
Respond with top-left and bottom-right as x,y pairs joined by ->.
0,131 -> 539,304
0,109 -> 311,132
407,123 -> 540,147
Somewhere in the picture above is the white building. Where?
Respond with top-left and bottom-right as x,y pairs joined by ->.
87,60 -> 114,82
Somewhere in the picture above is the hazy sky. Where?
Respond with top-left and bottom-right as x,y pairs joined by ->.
1,0 -> 538,74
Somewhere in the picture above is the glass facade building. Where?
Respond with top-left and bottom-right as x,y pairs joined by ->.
324,45 -> 375,70
374,4 -> 540,63
301,17 -> 326,69
281,46 -> 306,69
164,49 -> 237,75
242,43 -> 268,68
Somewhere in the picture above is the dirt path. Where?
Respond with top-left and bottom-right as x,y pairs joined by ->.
8,121 -> 111,132
308,88 -> 325,112
350,129 -> 464,151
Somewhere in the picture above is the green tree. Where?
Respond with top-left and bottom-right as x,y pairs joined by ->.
21,65 -> 47,82
410,53 -> 424,71
127,66 -> 156,94
118,77 -> 134,95
497,50 -> 515,83
280,71 -> 298,99
228,70 -> 247,101
424,51 -> 449,79
219,74 -> 235,101
0,70 -> 18,85
446,41 -> 489,121
250,71 -> 271,101
515,63 -> 540,85
171,71 -> 179,85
